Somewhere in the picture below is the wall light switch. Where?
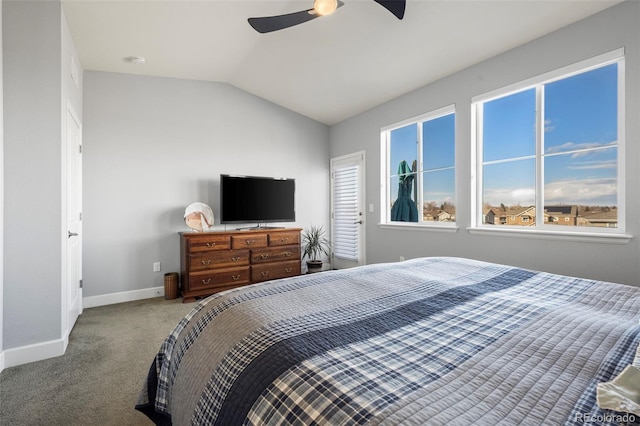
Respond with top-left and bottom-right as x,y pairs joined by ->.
369,203 -> 374,212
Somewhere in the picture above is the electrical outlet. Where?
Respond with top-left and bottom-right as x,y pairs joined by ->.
399,256 -> 405,262
153,262 -> 161,272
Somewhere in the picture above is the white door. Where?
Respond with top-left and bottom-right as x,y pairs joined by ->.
65,106 -> 82,336
330,152 -> 365,269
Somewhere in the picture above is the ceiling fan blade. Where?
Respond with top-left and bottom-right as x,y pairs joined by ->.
373,0 -> 406,20
248,8 -> 317,33
248,1 -> 344,34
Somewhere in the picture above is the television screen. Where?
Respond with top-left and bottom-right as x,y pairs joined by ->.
220,174 -> 296,225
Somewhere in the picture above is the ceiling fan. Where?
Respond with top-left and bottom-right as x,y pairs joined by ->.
248,0 -> 406,34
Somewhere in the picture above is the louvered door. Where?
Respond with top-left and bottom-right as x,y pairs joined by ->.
330,152 -> 365,269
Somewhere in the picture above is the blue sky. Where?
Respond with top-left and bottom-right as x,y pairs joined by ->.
483,62 -> 617,207
390,114 -> 455,208
388,62 -> 618,211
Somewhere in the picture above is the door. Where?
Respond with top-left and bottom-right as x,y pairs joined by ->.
65,106 -> 82,336
330,152 -> 365,269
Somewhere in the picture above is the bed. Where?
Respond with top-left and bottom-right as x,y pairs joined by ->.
136,257 -> 640,425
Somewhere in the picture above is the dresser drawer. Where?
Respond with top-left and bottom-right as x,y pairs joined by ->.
231,234 -> 268,249
188,267 -> 250,291
180,228 -> 302,302
187,234 -> 231,252
268,231 -> 300,247
189,249 -> 250,271
251,245 -> 300,264
251,260 -> 301,283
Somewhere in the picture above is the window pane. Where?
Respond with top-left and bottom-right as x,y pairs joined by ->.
389,173 -> 419,222
544,147 -> 617,228
483,89 -> 536,162
390,124 -> 417,175
544,64 -> 617,155
423,113 -> 455,171
476,56 -> 622,233
422,168 -> 455,222
483,158 -> 535,225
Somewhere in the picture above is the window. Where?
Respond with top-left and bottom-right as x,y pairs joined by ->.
473,50 -> 624,234
381,106 -> 456,226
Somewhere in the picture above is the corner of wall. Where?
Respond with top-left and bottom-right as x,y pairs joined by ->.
0,0 -> 6,373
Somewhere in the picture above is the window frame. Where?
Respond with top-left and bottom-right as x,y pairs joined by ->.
380,104 -> 457,229
471,49 -> 628,240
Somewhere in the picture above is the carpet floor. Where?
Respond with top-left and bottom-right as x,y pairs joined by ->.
0,297 -> 195,425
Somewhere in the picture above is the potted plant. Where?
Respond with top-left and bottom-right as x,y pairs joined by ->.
301,225 -> 331,273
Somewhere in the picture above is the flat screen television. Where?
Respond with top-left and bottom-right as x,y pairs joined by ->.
220,174 -> 295,226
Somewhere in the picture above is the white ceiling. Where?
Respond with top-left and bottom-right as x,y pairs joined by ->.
62,0 -> 621,125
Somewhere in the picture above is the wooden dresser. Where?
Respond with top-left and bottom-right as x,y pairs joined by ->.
179,228 -> 302,302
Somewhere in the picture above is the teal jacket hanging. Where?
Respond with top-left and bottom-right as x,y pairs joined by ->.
390,160 -> 418,222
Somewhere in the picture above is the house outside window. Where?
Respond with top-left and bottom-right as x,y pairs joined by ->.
381,105 -> 456,227
472,49 -> 625,235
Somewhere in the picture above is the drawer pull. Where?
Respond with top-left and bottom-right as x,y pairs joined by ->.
280,237 -> 288,242
261,254 -> 269,259
202,278 -> 212,284
232,274 -> 241,281
261,271 -> 269,277
284,251 -> 292,257
231,256 -> 241,262
285,268 -> 292,273
245,239 -> 255,245
205,242 -> 216,247
201,259 -> 212,265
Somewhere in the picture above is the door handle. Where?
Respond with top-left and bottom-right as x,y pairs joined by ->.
354,220 -> 363,224
68,231 -> 79,238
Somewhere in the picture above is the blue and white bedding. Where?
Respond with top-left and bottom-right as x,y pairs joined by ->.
136,257 -> 640,425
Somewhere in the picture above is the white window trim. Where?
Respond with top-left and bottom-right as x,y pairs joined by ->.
471,49 -> 627,240
380,104 -> 456,228
467,227 -> 631,244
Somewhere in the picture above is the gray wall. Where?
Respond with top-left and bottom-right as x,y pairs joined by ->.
1,1 -> 4,358
2,1 -> 83,350
3,0 -> 62,348
330,1 -> 640,286
82,72 -> 329,297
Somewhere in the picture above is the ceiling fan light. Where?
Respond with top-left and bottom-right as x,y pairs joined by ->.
313,0 -> 337,16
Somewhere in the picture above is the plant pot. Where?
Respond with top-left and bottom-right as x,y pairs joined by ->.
306,260 -> 323,274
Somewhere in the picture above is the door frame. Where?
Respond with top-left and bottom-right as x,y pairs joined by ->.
330,151 -> 366,269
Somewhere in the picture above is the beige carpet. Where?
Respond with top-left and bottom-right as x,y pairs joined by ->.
0,297 -> 196,425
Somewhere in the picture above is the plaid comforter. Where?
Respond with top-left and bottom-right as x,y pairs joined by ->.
136,257 -> 640,425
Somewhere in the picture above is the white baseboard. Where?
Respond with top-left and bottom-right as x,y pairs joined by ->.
3,338 -> 66,369
0,287 -> 165,371
83,286 -> 164,309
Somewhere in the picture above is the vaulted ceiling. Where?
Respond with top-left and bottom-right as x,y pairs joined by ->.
62,0 -> 620,125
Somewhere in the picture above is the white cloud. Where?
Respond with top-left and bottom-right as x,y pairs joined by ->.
483,187 -> 535,207
424,192 -> 455,205
544,141 -> 617,156
544,178 -> 616,205
569,160 -> 616,170
544,119 -> 555,133
483,178 -> 616,206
